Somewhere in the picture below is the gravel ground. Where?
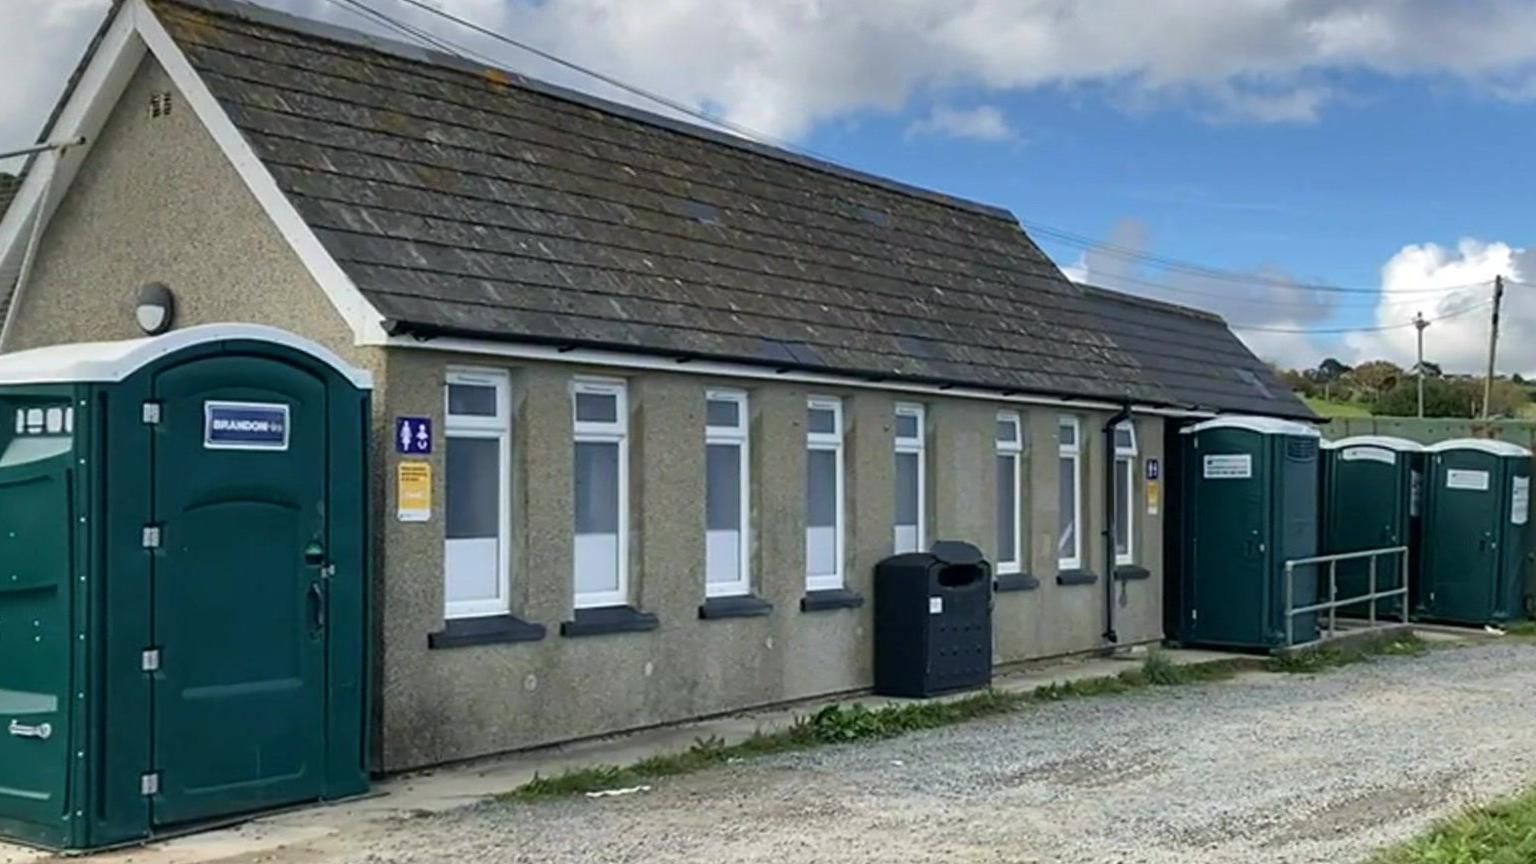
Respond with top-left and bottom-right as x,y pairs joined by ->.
328,643 -> 1536,863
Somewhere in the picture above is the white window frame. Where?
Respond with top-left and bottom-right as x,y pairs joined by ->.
1057,415 -> 1083,572
996,411 -> 1024,575
893,402 -> 926,554
571,377 -> 630,609
705,389 -> 751,598
444,368 -> 512,620
1114,420 -> 1138,567
805,396 -> 845,592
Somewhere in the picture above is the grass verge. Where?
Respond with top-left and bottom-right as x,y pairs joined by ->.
1371,785 -> 1536,863
1263,633 -> 1428,674
504,652 -> 1257,801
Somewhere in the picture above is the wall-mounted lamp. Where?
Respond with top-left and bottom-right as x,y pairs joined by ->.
135,282 -> 175,335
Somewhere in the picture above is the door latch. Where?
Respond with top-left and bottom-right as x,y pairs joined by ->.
8,720 -> 52,740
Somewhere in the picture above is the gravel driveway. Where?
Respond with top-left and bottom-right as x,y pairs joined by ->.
329,643 -> 1536,863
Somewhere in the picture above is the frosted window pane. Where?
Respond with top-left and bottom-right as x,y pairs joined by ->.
574,442 -> 620,533
1059,422 -> 1076,447
997,419 -> 1018,444
807,449 -> 838,528
895,413 -> 920,439
895,451 -> 920,526
445,537 -> 499,603
808,407 -> 837,435
707,398 -> 740,428
706,529 -> 742,587
807,526 -> 837,576
997,454 -> 1017,563
446,437 -> 499,540
574,533 -> 619,595
575,392 -> 618,423
894,524 -> 920,554
448,384 -> 497,417
1058,455 -> 1077,560
707,444 -> 742,531
1115,458 -> 1131,557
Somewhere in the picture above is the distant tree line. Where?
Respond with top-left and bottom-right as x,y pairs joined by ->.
1275,357 -> 1532,418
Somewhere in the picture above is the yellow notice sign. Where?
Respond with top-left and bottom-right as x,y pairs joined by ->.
1146,480 -> 1161,516
397,462 -> 432,522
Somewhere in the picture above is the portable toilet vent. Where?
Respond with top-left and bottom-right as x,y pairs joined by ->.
1177,416 -> 1321,650
1321,436 -> 1424,618
1417,438 -> 1532,626
0,325 -> 372,851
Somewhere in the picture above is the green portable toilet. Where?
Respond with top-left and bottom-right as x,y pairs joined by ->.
1418,438 -> 1531,626
0,324 -> 371,851
1320,436 -> 1423,619
1178,416 -> 1321,649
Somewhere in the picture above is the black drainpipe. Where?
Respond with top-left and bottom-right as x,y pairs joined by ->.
1102,402 -> 1133,645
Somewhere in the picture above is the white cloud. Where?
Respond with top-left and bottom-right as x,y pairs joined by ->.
1346,239 -> 1530,375
1062,218 -> 1342,369
905,104 -> 1016,142
0,0 -> 109,171
12,0 -> 1536,156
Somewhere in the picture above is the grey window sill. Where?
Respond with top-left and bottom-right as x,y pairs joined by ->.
699,594 -> 774,620
429,614 -> 546,650
560,606 -> 660,638
1056,569 -> 1099,586
800,589 -> 865,612
994,572 -> 1040,593
1115,565 -> 1152,581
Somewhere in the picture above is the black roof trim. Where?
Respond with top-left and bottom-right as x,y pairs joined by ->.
159,0 -> 1018,222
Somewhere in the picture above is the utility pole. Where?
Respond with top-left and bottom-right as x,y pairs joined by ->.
1413,312 -> 1430,418
1482,275 -> 1505,419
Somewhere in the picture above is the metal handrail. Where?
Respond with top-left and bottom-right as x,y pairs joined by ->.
1284,545 -> 1411,648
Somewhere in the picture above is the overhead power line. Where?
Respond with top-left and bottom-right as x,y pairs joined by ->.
1027,220 -> 1478,296
334,0 -> 1522,314
1229,298 -> 1495,334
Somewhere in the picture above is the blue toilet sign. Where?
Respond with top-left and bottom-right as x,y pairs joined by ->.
395,417 -> 432,455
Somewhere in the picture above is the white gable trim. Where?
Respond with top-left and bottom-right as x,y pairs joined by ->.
0,7 -> 143,350
0,0 -> 386,352
383,332 -> 1217,419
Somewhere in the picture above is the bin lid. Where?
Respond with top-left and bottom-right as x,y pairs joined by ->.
1322,435 -> 1424,452
1180,416 -> 1321,437
0,324 -> 372,389
1425,438 -> 1531,457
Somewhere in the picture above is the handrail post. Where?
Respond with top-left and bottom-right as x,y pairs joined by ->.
1328,559 -> 1338,640
1285,561 -> 1295,647
1368,554 -> 1377,627
1400,548 -> 1411,626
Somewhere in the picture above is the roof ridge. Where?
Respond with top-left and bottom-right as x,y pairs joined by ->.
1077,282 -> 1227,324
153,0 -> 1022,224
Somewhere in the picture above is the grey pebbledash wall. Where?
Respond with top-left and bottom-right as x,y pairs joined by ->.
375,349 -> 1167,770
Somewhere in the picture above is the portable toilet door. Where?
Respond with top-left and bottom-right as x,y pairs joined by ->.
1419,439 -> 1532,626
0,324 -> 372,851
1178,416 -> 1322,649
1321,436 -> 1422,618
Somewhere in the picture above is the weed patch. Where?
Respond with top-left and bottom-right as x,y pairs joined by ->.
1371,784 -> 1536,863
504,651 -> 1247,801
1265,634 -> 1428,674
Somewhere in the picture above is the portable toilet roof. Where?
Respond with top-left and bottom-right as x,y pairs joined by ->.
1424,438 -> 1531,457
1323,435 -> 1424,452
1180,416 -> 1321,437
0,324 -> 373,389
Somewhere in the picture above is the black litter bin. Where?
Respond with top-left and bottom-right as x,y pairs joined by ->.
873,540 -> 993,698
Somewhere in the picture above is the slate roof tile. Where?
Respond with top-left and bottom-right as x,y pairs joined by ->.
147,0 -> 1312,418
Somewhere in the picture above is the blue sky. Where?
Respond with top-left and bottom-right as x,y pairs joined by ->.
5,0 -> 1536,373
